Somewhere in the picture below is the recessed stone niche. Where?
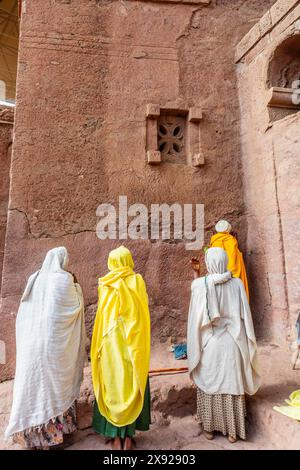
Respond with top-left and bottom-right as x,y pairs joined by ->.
146,101 -> 204,166
267,34 -> 300,122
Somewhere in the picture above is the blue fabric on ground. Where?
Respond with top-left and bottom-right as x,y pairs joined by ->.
174,343 -> 187,360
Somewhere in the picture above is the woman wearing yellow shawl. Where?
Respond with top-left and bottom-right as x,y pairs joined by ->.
91,246 -> 151,450
210,220 -> 249,300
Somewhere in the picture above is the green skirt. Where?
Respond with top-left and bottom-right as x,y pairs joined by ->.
92,378 -> 151,438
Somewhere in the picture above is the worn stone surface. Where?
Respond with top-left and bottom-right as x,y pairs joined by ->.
0,0 -> 276,381
237,2 -> 300,344
270,0 -> 299,25
235,0 -> 299,61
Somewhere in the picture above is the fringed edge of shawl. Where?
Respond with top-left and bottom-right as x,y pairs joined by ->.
5,388 -> 82,440
11,401 -> 77,439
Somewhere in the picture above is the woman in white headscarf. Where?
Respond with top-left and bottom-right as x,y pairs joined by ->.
5,247 -> 86,449
188,247 -> 260,443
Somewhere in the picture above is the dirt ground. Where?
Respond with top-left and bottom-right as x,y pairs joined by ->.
1,344 -> 299,451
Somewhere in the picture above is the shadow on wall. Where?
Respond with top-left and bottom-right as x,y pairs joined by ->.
246,228 -> 274,343
0,142 -> 12,292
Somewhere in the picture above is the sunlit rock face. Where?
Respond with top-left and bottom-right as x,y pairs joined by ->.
236,0 -> 300,346
0,0 -> 288,382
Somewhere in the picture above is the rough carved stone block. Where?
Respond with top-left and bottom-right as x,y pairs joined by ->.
146,103 -> 161,118
192,153 -> 205,166
147,150 -> 162,164
259,11 -> 273,36
189,107 -> 202,122
270,0 -> 299,26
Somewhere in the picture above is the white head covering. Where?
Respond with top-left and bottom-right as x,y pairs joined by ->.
215,219 -> 232,233
22,247 -> 69,301
5,247 -> 86,438
205,246 -> 229,275
41,246 -> 69,271
202,248 -> 232,322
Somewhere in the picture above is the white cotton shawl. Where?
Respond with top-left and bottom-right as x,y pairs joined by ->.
187,247 -> 260,396
5,247 -> 86,438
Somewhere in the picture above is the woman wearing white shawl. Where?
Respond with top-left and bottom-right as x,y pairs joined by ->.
188,247 -> 260,443
5,247 -> 86,449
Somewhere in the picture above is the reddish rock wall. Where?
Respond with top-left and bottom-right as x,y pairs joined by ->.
0,0 -> 275,381
236,0 -> 300,343
0,107 -> 13,288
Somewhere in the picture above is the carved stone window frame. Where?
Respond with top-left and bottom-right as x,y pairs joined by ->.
266,33 -> 300,122
146,101 -> 204,166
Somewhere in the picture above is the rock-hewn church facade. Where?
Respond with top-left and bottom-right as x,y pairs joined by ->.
0,0 -> 299,450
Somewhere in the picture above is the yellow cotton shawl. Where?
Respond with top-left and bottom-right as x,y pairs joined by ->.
210,232 -> 249,300
91,246 -> 151,427
274,390 -> 300,421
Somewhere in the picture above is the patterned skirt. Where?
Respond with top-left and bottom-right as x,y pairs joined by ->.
12,402 -> 77,449
197,388 -> 246,440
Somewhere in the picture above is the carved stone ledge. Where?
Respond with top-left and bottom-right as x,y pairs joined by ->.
147,150 -> 161,165
267,86 -> 300,109
191,153 -> 205,166
146,103 -> 161,118
188,107 -> 202,122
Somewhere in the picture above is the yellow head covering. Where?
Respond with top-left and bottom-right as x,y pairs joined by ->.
91,246 -> 151,427
101,246 -> 134,287
210,231 -> 249,300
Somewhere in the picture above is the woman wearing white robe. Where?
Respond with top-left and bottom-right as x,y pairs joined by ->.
5,247 -> 86,449
187,247 -> 260,442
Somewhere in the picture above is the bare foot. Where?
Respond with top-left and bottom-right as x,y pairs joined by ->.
123,437 -> 133,450
112,437 -> 122,450
204,431 -> 214,440
227,435 -> 237,443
